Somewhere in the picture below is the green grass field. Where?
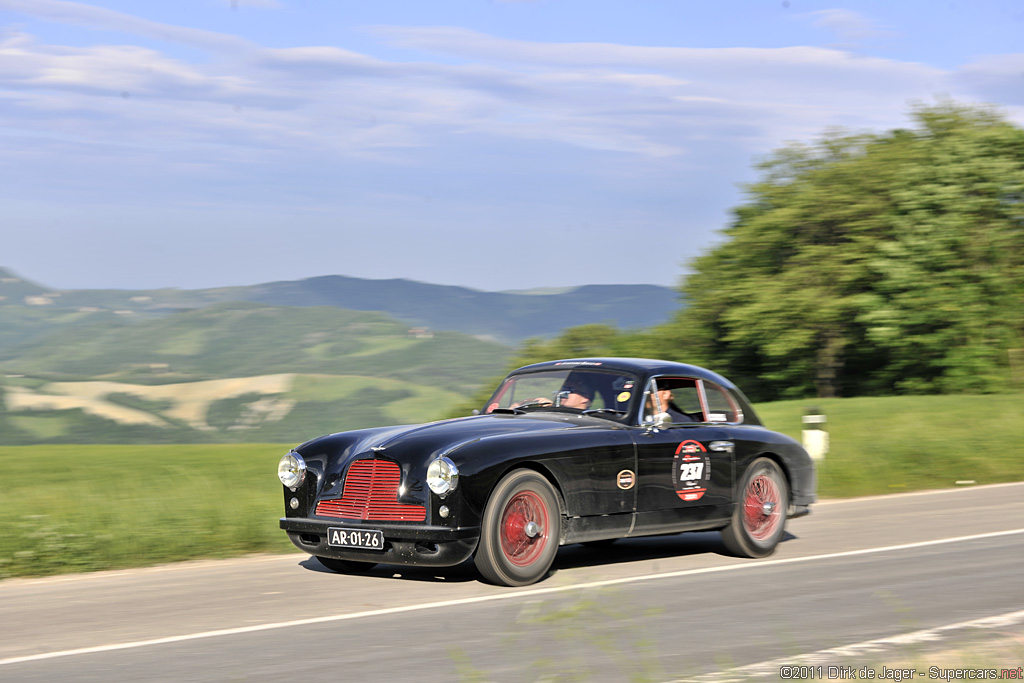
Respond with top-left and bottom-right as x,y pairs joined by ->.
0,444 -> 296,579
755,392 -> 1024,497
1,393 -> 1021,579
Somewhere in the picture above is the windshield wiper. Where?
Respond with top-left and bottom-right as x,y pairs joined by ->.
582,408 -> 627,417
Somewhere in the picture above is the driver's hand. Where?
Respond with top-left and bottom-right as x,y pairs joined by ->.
511,397 -> 552,409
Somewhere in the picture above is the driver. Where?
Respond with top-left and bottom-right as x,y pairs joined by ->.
559,379 -> 594,410
510,378 -> 594,410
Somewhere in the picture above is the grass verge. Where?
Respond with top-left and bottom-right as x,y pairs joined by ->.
755,392 -> 1024,497
0,444 -> 296,579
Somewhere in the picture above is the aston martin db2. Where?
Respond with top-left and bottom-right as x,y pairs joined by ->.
278,358 -> 816,586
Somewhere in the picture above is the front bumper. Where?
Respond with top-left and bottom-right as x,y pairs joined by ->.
280,517 -> 480,568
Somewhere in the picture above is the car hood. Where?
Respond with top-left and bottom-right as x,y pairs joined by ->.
297,412 -> 606,471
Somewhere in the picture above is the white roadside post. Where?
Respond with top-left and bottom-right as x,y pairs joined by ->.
802,408 -> 829,462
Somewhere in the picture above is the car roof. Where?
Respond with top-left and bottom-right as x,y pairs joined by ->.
508,357 -> 739,390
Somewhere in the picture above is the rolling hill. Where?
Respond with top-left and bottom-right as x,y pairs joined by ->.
0,266 -> 681,444
0,302 -> 509,444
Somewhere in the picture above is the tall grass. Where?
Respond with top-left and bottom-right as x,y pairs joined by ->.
0,444 -> 296,578
755,393 -> 1024,497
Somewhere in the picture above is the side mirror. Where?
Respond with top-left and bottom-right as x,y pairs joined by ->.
644,412 -> 672,432
652,412 -> 672,428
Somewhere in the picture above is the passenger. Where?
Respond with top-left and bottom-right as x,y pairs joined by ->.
648,384 -> 693,423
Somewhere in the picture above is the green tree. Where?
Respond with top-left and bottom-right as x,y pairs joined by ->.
671,102 -> 1024,399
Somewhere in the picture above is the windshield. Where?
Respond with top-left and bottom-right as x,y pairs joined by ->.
483,368 -> 640,421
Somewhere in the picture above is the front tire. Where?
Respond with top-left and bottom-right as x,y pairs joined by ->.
474,469 -> 560,586
721,457 -> 788,558
316,556 -> 377,573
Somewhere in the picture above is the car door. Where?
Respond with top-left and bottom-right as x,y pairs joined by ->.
632,377 -> 735,520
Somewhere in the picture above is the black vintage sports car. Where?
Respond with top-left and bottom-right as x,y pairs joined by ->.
278,358 -> 816,586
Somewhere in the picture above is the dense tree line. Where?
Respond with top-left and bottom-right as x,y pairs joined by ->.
458,103 -> 1024,407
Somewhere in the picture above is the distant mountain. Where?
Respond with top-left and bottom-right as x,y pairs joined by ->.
1,268 -> 680,345
224,276 -> 680,343
0,267 -> 48,302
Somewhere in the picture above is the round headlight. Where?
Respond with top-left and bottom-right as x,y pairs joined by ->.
278,452 -> 306,489
427,456 -> 459,495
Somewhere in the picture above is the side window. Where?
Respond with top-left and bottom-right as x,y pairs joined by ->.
644,377 -> 702,424
702,382 -> 742,424
669,382 -> 702,415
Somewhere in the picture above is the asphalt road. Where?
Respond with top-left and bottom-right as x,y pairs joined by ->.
1,483 -> 1022,682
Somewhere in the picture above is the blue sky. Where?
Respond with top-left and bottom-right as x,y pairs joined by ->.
2,0 -> 1022,292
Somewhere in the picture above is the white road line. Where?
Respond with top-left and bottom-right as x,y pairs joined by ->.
2,527 -> 1022,668
671,608 -> 1024,682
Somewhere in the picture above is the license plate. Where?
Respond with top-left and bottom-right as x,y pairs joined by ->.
327,527 -> 385,550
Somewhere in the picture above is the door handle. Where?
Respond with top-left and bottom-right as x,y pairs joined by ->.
709,441 -> 734,452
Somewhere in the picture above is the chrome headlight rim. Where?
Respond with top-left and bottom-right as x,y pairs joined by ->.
427,456 -> 459,495
278,452 -> 307,489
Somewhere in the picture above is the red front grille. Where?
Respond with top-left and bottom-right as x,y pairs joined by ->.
315,459 -> 426,522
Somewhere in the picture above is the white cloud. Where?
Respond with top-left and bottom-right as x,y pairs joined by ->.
358,25 -> 954,152
0,3 -> 1021,211
801,8 -> 896,48
1,2 -> 1012,167
954,53 -> 1024,106
0,0 -> 253,52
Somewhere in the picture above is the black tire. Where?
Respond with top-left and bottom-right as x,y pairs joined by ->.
474,469 -> 560,587
316,556 -> 377,573
721,457 -> 789,558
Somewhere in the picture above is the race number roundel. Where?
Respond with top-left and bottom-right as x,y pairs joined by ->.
672,440 -> 711,502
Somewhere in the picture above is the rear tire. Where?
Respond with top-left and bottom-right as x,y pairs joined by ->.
316,556 -> 377,573
474,469 -> 560,586
721,457 -> 788,558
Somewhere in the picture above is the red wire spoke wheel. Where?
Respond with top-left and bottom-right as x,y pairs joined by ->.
475,470 -> 560,586
721,457 -> 789,558
743,473 -> 782,541
499,490 -> 549,566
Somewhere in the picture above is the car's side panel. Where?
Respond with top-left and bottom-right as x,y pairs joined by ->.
633,424 -> 733,510
627,506 -> 732,537
453,424 -> 637,521
622,424 -> 734,537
